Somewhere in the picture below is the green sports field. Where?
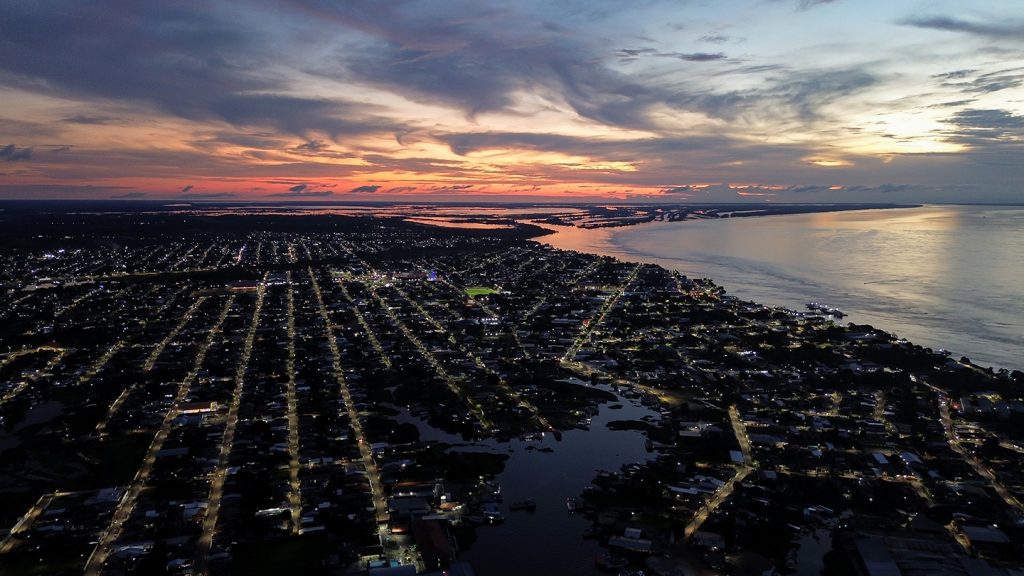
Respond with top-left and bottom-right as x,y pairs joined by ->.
465,287 -> 499,297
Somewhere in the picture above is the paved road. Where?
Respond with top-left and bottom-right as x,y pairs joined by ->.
193,280 -> 266,575
86,296 -> 235,576
684,406 -> 754,540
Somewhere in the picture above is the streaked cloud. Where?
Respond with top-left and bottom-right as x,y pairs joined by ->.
179,191 -> 237,199
902,15 -> 1024,41
797,0 -> 840,10
0,0 -> 1020,202
1,144 -> 32,162
350,185 -> 382,193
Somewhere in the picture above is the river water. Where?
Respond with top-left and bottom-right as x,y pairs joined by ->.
538,205 -> 1024,372
459,390 -> 658,576
392,386 -> 659,575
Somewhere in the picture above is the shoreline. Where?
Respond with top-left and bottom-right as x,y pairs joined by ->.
533,205 -> 1023,373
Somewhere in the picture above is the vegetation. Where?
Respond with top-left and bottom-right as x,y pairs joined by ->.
464,286 -> 499,297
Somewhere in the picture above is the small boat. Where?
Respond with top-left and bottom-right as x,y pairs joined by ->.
566,497 -> 577,513
509,498 -> 536,511
482,502 -> 504,523
595,553 -> 628,571
806,301 -> 845,317
618,569 -> 644,576
482,480 -> 503,502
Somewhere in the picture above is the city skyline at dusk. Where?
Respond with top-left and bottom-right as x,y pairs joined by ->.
2,5 -> 1024,572
1,0 -> 1022,203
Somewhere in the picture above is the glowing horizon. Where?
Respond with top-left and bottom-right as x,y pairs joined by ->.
1,1 -> 1022,204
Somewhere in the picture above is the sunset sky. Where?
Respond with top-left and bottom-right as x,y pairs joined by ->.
1,0 -> 1022,203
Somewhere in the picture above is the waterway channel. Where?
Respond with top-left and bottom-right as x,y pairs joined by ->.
391,384 -> 660,575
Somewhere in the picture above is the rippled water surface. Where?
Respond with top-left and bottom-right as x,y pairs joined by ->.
540,205 -> 1024,370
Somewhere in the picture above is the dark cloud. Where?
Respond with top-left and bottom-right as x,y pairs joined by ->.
207,94 -> 392,138
441,131 -> 738,159
0,3 -> 394,138
1,0 -> 1019,203
698,34 -> 730,44
179,192 -> 237,199
349,185 -> 381,193
932,69 -> 976,80
360,154 -> 467,175
288,139 -> 356,160
944,108 -> 1024,143
902,16 -> 1024,40
61,115 -> 114,125
772,183 -> 918,196
436,130 -> 832,188
0,144 -> 32,162
298,2 -> 674,130
295,140 -> 327,151
927,99 -> 976,109
935,67 -> 1024,95
617,48 -> 726,64
618,48 -> 657,58
181,184 -> 194,193
786,185 -> 826,194
430,128 -> 1016,199
110,191 -> 149,199
661,185 -> 700,194
671,52 -> 727,62
934,109 -> 1024,176
671,68 -> 876,121
385,186 -> 419,194
964,68 -> 1024,94
267,182 -> 335,197
662,182 -> 920,200
720,64 -> 788,76
267,190 -> 334,197
0,1 -> 884,151
658,183 -> 770,201
847,184 -> 915,195
0,184 -> 130,198
427,184 -> 475,192
951,108 -> 1024,131
797,0 -> 839,10
334,5 -> 545,115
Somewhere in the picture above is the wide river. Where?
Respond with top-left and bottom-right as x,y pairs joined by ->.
539,205 -> 1023,372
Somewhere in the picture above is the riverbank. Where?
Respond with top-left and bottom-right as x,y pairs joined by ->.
536,205 -> 1024,371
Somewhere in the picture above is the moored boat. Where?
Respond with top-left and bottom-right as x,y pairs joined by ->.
510,498 -> 536,511
482,502 -> 504,523
595,553 -> 629,571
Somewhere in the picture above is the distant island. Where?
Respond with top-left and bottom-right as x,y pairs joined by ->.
0,200 -> 921,242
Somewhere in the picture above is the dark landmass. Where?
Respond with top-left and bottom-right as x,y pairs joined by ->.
0,206 -> 1020,576
0,200 -> 919,250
